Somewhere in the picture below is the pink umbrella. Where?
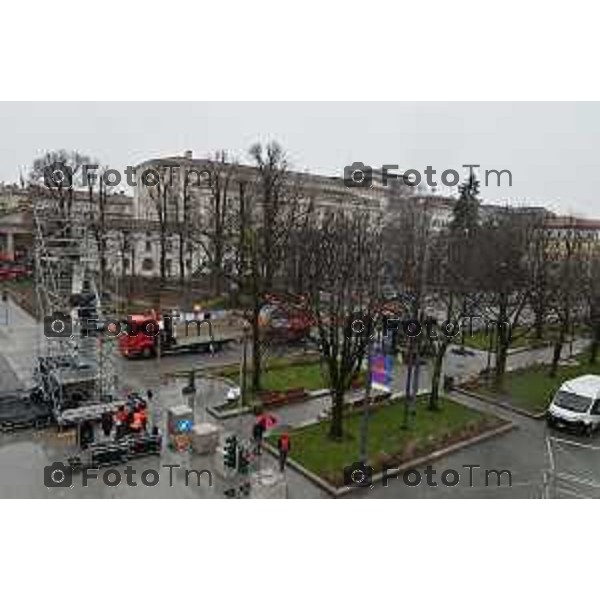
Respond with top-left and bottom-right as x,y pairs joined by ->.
257,413 -> 278,429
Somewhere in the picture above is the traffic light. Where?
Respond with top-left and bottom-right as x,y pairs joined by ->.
223,435 -> 237,469
238,447 -> 249,475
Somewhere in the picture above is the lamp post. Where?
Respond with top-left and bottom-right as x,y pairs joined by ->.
182,370 -> 197,416
358,334 -> 374,464
240,320 -> 250,407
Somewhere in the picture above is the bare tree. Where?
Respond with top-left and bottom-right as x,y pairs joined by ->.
422,228 -> 467,410
546,220 -> 589,376
471,209 -> 534,388
586,252 -> 600,365
193,152 -> 237,296
383,197 -> 433,426
194,143 -> 308,392
144,166 -> 176,284
529,218 -> 552,341
304,209 -> 384,440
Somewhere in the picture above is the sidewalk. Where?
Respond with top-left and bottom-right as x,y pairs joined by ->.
0,298 -> 45,388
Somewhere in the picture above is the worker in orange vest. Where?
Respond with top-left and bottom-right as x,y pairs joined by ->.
138,401 -> 148,432
114,405 -> 127,439
130,407 -> 144,433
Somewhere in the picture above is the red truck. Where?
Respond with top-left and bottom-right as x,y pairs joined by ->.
117,310 -> 235,358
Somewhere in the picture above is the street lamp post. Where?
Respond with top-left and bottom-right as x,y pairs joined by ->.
240,321 -> 250,407
358,355 -> 372,464
359,330 -> 377,464
182,370 -> 197,416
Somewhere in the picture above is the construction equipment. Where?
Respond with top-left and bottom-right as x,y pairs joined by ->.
32,185 -> 119,424
117,309 -> 235,358
259,293 -> 313,343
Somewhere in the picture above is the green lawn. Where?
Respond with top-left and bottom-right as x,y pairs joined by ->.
214,356 -> 365,393
214,358 -> 328,392
475,352 -> 600,414
462,327 -> 532,351
267,397 -> 503,487
463,324 -> 587,352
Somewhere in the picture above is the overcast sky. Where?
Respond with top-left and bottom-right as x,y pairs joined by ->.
0,102 -> 598,217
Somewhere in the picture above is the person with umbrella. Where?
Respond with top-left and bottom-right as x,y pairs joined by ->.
253,412 -> 277,455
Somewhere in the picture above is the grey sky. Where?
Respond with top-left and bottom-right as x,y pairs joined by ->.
0,102 -> 598,217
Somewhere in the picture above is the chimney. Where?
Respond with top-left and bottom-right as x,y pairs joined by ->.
184,150 -> 193,160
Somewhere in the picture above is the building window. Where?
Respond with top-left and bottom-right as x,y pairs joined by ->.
145,240 -> 152,252
185,259 -> 192,271
142,258 -> 154,271
166,259 -> 173,276
123,258 -> 130,273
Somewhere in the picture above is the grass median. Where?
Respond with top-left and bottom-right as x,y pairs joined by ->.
266,396 -> 504,487
462,324 -> 586,353
471,352 -> 600,414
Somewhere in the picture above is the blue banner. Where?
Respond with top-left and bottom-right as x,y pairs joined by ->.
370,352 -> 392,392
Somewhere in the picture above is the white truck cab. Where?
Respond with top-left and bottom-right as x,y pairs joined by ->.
547,374 -> 600,436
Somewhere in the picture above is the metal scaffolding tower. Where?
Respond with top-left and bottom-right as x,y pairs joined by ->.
32,184 -> 120,424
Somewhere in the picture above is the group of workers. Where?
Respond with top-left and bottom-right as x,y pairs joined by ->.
101,393 -> 150,440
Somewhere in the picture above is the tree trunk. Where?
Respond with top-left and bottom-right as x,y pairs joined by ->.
589,320 -> 600,365
494,294 -> 510,389
494,342 -> 508,390
534,300 -> 545,340
329,387 -> 345,440
549,320 -> 568,377
428,345 -> 446,411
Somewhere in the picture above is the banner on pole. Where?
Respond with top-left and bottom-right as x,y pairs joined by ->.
370,352 -> 392,392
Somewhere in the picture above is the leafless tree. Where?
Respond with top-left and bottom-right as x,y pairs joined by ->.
304,209 -> 384,440
470,209 -> 534,388
546,220 -> 589,376
586,251 -> 600,364
191,152 -> 237,296
529,218 -> 552,341
145,166 -> 176,284
383,197 -> 433,425
195,143 -> 309,392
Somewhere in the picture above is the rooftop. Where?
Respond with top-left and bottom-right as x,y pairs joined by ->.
560,375 -> 600,399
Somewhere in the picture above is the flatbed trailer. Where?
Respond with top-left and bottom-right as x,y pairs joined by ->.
117,309 -> 237,358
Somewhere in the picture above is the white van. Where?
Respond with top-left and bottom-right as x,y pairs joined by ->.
547,375 -> 600,436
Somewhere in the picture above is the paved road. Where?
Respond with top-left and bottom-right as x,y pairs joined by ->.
0,297 -> 596,498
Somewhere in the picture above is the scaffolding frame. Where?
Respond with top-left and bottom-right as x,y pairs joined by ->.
32,184 -> 119,423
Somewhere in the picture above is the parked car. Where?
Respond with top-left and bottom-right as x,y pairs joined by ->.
546,374 -> 600,436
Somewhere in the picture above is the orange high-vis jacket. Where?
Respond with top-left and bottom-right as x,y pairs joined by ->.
131,411 -> 143,430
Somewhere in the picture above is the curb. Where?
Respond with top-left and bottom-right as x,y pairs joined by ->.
455,387 -> 546,420
207,404 -> 253,420
265,420 -> 516,497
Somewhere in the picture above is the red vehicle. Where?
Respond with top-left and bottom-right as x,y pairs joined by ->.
259,293 -> 313,343
0,261 -> 31,281
117,310 -> 234,359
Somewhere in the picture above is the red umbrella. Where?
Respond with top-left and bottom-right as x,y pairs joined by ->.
257,413 -> 277,429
